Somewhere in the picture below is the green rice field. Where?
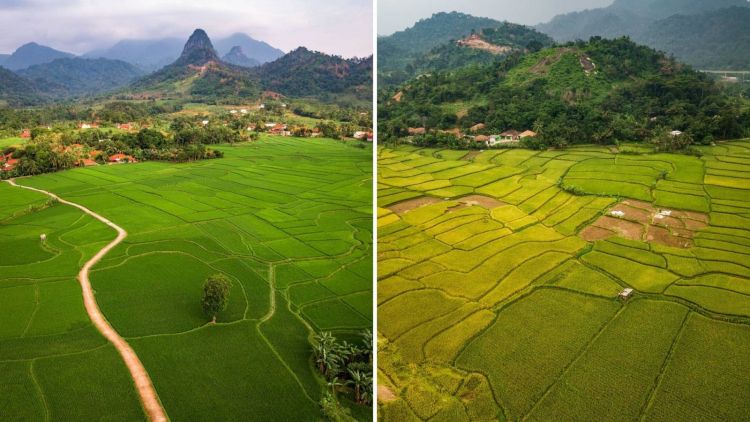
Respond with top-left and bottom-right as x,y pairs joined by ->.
377,141 -> 750,421
0,136 -> 373,420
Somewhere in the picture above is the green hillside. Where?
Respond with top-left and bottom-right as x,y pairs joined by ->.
379,37 -> 750,147
19,58 -> 144,97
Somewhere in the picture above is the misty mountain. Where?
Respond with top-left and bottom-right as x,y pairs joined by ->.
222,46 -> 260,68
85,33 -> 284,72
2,42 -> 75,71
537,0 -> 750,69
84,38 -> 184,72
130,29 -> 260,100
213,33 -> 285,64
18,57 -> 144,97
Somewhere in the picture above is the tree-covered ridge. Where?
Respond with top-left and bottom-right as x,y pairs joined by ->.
379,37 -> 750,148
537,0 -> 750,70
388,24 -> 554,86
254,47 -> 373,100
1,42 -> 75,71
0,66 -> 44,106
637,7 -> 750,70
378,12 -> 504,81
18,58 -> 145,97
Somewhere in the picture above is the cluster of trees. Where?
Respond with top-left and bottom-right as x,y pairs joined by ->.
380,37 -> 750,149
1,124 -> 233,179
1,141 -> 77,177
313,330 -> 373,417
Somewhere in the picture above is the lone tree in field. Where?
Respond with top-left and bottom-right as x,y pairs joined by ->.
202,274 -> 232,323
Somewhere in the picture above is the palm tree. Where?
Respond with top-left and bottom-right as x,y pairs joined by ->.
361,330 -> 373,362
327,376 -> 344,395
347,369 -> 367,404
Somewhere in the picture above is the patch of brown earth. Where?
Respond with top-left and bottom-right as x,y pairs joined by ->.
610,204 -> 652,223
593,216 -> 644,240
647,226 -> 694,248
622,199 -> 658,213
462,150 -> 481,161
582,200 -> 709,248
580,55 -> 596,73
392,91 -> 403,102
581,226 -> 615,242
378,385 -> 397,403
652,213 -> 685,227
457,195 -> 506,209
388,197 -> 442,215
457,34 -> 513,55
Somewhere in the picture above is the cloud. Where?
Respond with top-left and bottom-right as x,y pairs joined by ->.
0,0 -> 373,57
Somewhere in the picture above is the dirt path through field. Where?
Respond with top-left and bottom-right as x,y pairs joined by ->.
6,179 -> 168,422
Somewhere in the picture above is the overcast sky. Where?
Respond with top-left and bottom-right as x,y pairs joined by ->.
378,0 -> 615,35
0,0 -> 373,57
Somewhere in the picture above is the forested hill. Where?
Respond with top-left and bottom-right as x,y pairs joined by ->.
0,66 -> 44,106
254,47 -> 373,100
636,7 -> 750,70
379,12 -> 553,86
19,58 -> 144,97
379,37 -> 750,147
537,0 -> 750,70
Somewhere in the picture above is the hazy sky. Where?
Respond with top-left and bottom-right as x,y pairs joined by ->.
378,0 -> 615,35
0,0 -> 373,57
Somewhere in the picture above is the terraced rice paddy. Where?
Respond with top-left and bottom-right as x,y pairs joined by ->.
1,136 -> 372,420
377,141 -> 750,421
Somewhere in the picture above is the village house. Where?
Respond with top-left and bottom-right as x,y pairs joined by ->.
2,154 -> 19,171
264,122 -> 277,129
240,109 -> 248,114
229,110 -> 238,114
311,128 -> 323,138
116,123 -> 134,131
500,130 -> 521,141
474,135 -> 490,147
269,123 -> 290,136
108,153 -> 136,164
353,131 -> 368,140
20,129 -> 31,139
670,130 -> 683,137
201,120 -> 209,126
366,132 -> 374,142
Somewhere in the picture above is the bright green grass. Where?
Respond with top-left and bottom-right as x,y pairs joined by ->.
4,137 -> 373,419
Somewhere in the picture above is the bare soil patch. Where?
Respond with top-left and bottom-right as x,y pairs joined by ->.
593,216 -> 644,240
581,200 -> 708,248
580,226 -> 615,242
378,385 -> 397,403
462,150 -> 482,161
388,196 -> 442,215
457,195 -> 506,209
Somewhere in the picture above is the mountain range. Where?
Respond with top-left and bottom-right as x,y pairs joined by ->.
537,0 -> 750,69
0,32 -> 285,73
0,28 -> 371,106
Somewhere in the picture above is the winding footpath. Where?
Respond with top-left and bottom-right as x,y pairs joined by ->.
6,179 -> 168,422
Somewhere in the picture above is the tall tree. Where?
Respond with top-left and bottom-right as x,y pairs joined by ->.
201,274 -> 232,323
